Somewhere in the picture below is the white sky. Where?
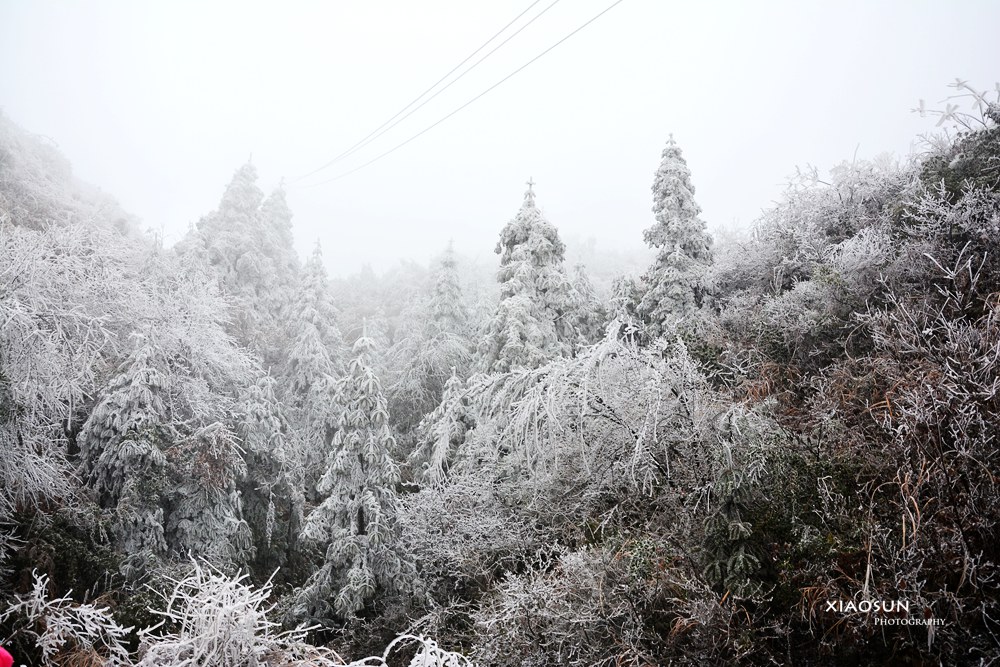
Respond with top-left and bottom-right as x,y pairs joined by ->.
2,0 -> 998,275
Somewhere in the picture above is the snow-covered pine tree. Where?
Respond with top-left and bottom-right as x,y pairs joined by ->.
176,164 -> 300,366
385,243 -> 473,446
78,334 -> 171,575
408,369 -> 471,486
477,181 -> 579,373
165,421 -> 253,565
186,163 -> 267,342
297,243 -> 346,359
430,240 -> 469,335
608,274 -> 644,343
284,243 -> 344,499
569,263 -> 607,345
295,332 -> 410,620
637,136 -> 713,335
257,186 -> 301,366
238,373 -> 303,577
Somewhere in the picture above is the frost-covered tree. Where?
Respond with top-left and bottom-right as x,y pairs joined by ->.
430,241 -> 469,334
295,333 -> 410,620
569,263 -> 607,345
176,165 -> 300,364
477,182 -> 578,373
408,370 -> 472,486
256,186 -> 302,363
296,243 -> 345,359
385,244 -> 473,444
238,374 -> 302,577
284,243 -> 344,498
637,136 -> 713,334
78,334 -> 171,573
165,422 -> 252,565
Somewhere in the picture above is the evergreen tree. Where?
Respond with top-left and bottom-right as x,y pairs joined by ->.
165,421 -> 252,565
430,241 -> 469,334
176,164 -> 299,364
238,373 -> 303,578
569,263 -> 607,345
295,333 -> 410,620
284,243 -> 344,499
297,243 -> 345,359
386,243 -> 472,445
79,335 -> 171,575
477,181 -> 578,373
408,370 -> 471,486
637,136 -> 713,334
608,274 -> 644,343
257,186 -> 302,365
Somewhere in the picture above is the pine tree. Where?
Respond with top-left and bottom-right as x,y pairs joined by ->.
192,164 -> 267,344
569,263 -> 607,345
637,136 -> 713,334
257,186 -> 302,366
79,335 -> 171,575
477,181 -> 578,373
408,370 -> 471,486
295,333 -> 410,620
430,241 -> 469,335
297,243 -> 345,359
176,164 -> 299,364
386,243 -> 472,444
238,373 -> 303,578
284,243 -> 344,499
165,421 -> 252,565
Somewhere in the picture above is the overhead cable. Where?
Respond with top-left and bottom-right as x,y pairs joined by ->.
294,0 -> 548,182
303,0 -> 628,188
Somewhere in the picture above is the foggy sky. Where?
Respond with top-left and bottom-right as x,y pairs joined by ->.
2,0 -> 998,275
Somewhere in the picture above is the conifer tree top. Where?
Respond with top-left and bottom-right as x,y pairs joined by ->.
495,180 -> 565,268
644,135 -> 711,261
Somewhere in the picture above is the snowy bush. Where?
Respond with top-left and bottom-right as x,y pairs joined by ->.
1,571 -> 133,666
136,560 -> 332,667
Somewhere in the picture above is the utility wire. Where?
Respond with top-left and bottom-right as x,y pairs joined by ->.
303,0 -> 627,188
294,0 -> 545,182
317,0 -> 563,171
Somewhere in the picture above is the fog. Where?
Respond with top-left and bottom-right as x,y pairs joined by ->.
2,0 -> 997,275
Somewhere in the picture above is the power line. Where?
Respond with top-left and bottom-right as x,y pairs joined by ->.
303,0 -> 628,188
316,0 -> 563,172
294,0 -> 546,182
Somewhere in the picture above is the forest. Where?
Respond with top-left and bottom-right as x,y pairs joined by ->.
1,81 -> 999,666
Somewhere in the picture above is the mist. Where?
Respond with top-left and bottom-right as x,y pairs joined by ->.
3,0 -> 997,275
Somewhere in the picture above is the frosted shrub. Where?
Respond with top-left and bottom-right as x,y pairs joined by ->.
471,547 -> 628,667
467,323 -> 727,498
136,560 -> 336,667
346,634 -> 473,667
1,571 -> 132,666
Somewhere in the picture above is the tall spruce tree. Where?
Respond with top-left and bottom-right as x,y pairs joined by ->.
408,369 -> 471,486
165,421 -> 252,565
637,136 -> 713,334
257,186 -> 301,365
79,334 -> 171,575
430,241 -> 469,334
295,332 -> 410,620
176,165 -> 299,364
284,243 -> 345,498
477,181 -> 578,373
569,263 -> 607,345
238,373 -> 302,578
386,242 -> 472,445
